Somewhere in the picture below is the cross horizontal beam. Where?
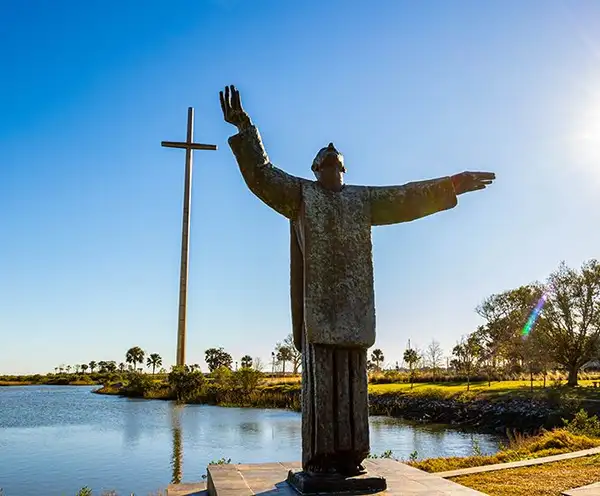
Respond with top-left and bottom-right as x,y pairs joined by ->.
161,140 -> 217,151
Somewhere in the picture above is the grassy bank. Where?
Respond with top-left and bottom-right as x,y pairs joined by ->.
0,373 -> 106,386
369,380 -> 600,401
95,379 -> 302,410
96,377 -> 600,402
91,371 -> 600,436
403,410 -> 600,494
451,454 -> 600,496
411,429 -> 600,473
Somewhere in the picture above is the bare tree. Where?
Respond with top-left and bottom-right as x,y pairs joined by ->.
283,333 -> 302,374
283,334 -> 302,374
425,340 -> 443,381
253,357 -> 265,372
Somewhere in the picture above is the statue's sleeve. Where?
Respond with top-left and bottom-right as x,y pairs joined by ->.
228,125 -> 303,220
368,177 -> 458,226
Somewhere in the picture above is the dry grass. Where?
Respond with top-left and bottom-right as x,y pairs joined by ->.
452,454 -> 600,496
262,375 -> 301,385
411,429 -> 600,473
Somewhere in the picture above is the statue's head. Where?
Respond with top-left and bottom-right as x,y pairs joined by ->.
312,142 -> 345,192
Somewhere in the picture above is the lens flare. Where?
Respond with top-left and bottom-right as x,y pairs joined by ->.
522,293 -> 548,337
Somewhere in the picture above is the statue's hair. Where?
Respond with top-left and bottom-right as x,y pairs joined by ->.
311,143 -> 346,174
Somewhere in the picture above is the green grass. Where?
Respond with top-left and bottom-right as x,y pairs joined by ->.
369,380 -> 600,400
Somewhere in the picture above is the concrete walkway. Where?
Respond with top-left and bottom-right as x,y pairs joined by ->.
435,446 -> 600,478
562,482 -> 600,495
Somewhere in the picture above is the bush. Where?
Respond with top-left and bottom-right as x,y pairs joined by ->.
211,366 -> 233,387
563,409 -> 600,438
124,373 -> 156,397
168,366 -> 205,402
232,367 -> 262,395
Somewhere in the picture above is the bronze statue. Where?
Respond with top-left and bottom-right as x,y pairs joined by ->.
221,85 -> 495,489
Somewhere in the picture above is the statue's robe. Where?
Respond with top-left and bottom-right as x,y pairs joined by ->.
229,125 -> 457,473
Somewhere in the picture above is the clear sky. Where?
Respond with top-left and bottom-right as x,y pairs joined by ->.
2,1 -> 600,374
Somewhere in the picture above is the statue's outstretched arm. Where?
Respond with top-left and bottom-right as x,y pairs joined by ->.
228,125 -> 303,220
368,170 -> 495,226
368,177 -> 458,226
222,85 -> 303,220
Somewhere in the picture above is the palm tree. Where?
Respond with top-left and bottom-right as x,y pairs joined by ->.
370,349 -> 384,371
66,365 -> 72,374
81,364 -> 88,373
403,348 -> 420,389
126,347 -> 145,372
276,346 -> 293,376
118,362 -> 126,372
74,364 -> 80,374
240,355 -> 253,368
89,361 -> 97,373
146,353 -> 163,375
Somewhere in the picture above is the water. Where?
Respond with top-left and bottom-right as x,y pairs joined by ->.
0,386 -> 501,496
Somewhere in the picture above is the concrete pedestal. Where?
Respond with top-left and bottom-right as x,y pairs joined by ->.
167,459 -> 488,495
286,469 -> 386,494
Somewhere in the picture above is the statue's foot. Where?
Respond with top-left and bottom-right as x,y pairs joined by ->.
337,462 -> 366,477
305,457 -> 367,478
306,463 -> 337,477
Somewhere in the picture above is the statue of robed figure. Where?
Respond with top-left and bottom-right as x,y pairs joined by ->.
220,85 -> 495,490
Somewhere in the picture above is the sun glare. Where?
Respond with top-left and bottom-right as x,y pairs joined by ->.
569,91 -> 600,180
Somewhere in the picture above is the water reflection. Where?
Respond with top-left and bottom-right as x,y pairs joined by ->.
123,399 -> 143,447
170,405 -> 183,484
0,387 -> 505,496
239,421 -> 261,434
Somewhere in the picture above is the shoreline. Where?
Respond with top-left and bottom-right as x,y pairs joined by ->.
93,381 -> 600,434
0,381 -> 100,386
6,376 -> 600,434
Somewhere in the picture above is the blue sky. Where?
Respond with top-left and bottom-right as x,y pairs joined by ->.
2,1 -> 600,374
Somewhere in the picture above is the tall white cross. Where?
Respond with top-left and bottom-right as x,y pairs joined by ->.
162,107 -> 217,367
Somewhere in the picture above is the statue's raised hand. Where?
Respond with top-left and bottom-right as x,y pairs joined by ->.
451,171 -> 496,195
220,85 -> 251,131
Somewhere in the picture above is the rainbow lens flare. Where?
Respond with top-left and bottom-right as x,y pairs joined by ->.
522,293 -> 548,336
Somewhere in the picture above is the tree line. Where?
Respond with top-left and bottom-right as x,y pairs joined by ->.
377,259 -> 600,388
455,259 -> 600,387
53,347 -> 164,376
50,260 -> 599,388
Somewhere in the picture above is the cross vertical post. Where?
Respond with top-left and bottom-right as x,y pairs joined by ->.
162,107 -> 217,367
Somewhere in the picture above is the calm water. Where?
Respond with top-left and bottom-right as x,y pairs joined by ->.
0,386 -> 501,496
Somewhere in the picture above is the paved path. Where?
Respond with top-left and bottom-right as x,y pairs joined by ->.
435,446 -> 600,478
562,482 -> 600,495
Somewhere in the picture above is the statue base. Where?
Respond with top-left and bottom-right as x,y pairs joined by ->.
196,459 -> 487,496
286,470 -> 387,494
